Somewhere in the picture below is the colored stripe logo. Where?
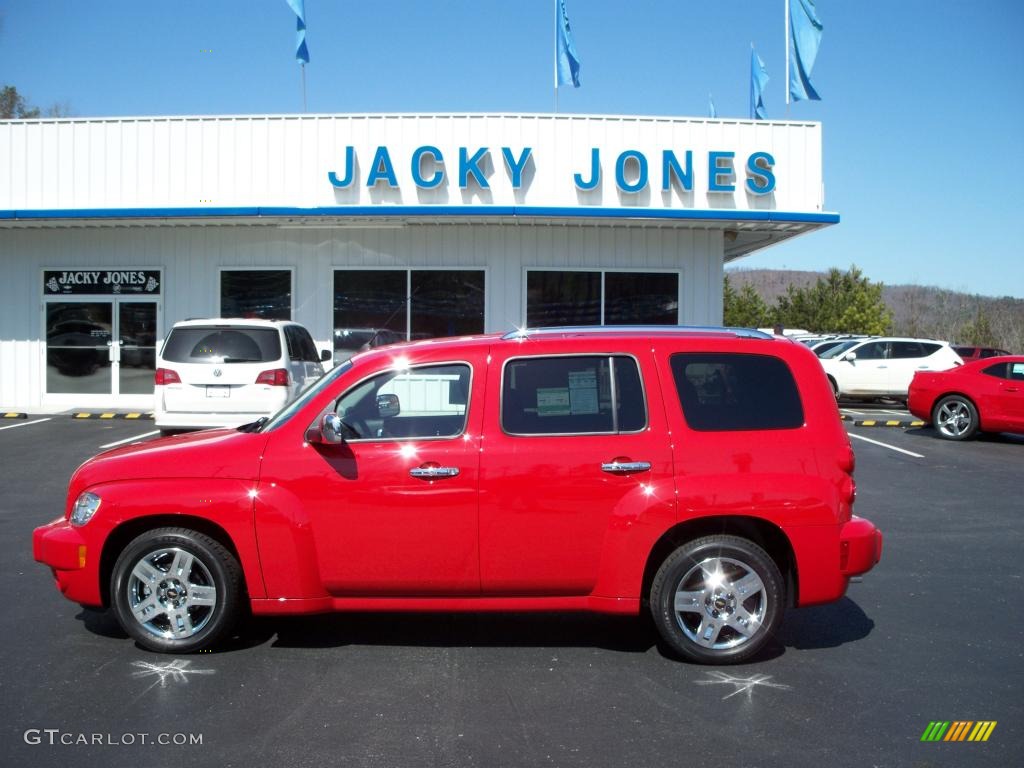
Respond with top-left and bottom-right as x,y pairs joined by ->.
921,721 -> 996,742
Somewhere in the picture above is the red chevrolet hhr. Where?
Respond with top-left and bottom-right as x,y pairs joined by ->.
34,327 -> 882,664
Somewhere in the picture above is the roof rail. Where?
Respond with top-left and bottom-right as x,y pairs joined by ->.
501,325 -> 773,341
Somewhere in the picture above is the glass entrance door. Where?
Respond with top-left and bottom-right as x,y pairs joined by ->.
45,299 -> 159,400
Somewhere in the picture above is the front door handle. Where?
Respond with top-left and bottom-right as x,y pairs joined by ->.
601,460 -> 651,474
409,465 -> 460,479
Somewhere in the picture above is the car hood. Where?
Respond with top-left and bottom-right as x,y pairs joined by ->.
70,428 -> 268,495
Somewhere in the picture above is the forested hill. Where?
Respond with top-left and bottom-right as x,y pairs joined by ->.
726,268 -> 1024,352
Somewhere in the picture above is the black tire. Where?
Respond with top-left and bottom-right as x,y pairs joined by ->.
110,527 -> 243,653
650,535 -> 784,664
827,376 -> 840,401
932,395 -> 979,440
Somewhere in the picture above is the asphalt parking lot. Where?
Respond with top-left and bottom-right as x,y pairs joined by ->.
1,415 -> 1021,768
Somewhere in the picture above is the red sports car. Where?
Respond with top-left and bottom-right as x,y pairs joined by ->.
908,356 -> 1024,440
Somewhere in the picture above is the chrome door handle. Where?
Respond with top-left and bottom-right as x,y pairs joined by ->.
601,461 -> 651,474
409,466 -> 460,479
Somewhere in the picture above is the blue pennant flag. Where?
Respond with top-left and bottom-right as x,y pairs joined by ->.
285,0 -> 310,64
708,94 -> 717,119
750,47 -> 769,120
789,0 -> 822,101
556,0 -> 581,88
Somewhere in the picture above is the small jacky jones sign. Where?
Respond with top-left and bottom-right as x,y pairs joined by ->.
44,270 -> 161,296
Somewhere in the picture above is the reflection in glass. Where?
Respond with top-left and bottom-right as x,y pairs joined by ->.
46,302 -> 113,394
118,302 -> 158,394
221,270 -> 292,320
605,272 -> 679,325
333,271 -> 407,363
526,271 -> 600,327
410,271 -> 485,340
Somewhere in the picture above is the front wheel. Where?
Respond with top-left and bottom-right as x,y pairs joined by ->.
650,535 -> 784,664
933,395 -> 979,440
111,527 -> 243,653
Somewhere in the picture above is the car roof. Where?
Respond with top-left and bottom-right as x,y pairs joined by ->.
170,318 -> 300,329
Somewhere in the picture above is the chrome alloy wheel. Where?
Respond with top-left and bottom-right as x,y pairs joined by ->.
936,400 -> 973,438
125,547 -> 218,640
673,556 -> 767,650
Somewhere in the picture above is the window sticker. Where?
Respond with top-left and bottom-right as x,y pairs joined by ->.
1012,363 -> 1024,376
567,370 -> 600,415
537,388 -> 571,416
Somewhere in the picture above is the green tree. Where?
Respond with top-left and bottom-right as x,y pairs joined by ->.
0,85 -> 40,118
772,266 -> 892,335
723,275 -> 771,328
960,307 -> 998,346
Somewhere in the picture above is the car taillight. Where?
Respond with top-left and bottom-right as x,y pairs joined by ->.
255,368 -> 290,386
155,368 -> 181,385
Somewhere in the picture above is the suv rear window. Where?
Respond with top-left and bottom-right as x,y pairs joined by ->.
670,353 -> 804,431
162,327 -> 282,364
501,355 -> 646,435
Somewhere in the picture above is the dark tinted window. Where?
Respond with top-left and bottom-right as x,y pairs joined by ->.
501,356 -> 646,435
220,270 -> 291,320
527,271 -> 600,327
295,326 -> 320,362
982,363 -> 1008,379
670,353 -> 803,431
410,270 -> 485,339
854,342 -> 888,360
605,272 -> 679,325
892,341 -> 940,358
162,327 -> 281,364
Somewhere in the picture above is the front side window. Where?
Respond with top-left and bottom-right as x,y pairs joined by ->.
501,355 -> 646,435
670,353 -> 803,431
333,363 -> 470,441
854,342 -> 889,360
220,270 -> 292,320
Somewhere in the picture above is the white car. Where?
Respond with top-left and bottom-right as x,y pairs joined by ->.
154,319 -> 328,433
819,337 -> 962,401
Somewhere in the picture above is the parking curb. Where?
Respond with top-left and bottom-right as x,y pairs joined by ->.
2,412 -> 28,419
70,412 -> 154,420
850,419 -> 926,428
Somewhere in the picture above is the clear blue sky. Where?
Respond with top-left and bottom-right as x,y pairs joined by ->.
2,1 -> 1023,298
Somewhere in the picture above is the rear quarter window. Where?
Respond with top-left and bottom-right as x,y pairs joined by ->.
162,327 -> 282,364
670,353 -> 804,431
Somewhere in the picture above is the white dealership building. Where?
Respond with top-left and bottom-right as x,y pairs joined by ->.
0,113 -> 836,410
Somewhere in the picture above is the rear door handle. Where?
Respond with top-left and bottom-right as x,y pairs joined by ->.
409,465 -> 460,479
601,460 -> 651,474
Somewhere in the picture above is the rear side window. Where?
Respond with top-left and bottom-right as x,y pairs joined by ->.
161,327 -> 282,364
285,326 -> 320,363
892,341 -> 941,358
670,353 -> 804,431
501,356 -> 646,435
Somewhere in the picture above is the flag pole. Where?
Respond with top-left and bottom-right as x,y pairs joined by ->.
553,0 -> 558,113
301,63 -> 307,113
784,0 -> 791,116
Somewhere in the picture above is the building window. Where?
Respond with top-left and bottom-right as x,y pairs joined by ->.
220,269 -> 292,320
501,355 -> 647,436
333,269 -> 485,363
526,270 -> 679,327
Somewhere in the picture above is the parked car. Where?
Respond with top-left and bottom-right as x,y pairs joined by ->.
952,345 -> 1011,360
908,356 -> 1024,440
34,326 -> 881,665
154,318 -> 329,433
818,337 -> 962,401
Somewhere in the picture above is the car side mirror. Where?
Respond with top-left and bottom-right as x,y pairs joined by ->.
377,393 -> 400,418
306,412 -> 345,445
320,349 -> 332,362
844,352 -> 857,362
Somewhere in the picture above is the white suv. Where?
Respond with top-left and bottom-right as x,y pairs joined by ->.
154,319 -> 327,432
819,337 -> 962,401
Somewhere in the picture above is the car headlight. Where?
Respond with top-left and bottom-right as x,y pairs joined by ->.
70,492 -> 102,527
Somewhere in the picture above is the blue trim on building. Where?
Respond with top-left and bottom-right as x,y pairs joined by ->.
0,206 -> 840,225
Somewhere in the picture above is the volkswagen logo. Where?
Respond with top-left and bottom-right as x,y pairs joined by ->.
213,368 -> 222,377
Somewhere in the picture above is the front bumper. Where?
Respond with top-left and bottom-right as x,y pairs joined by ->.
839,516 -> 883,576
33,517 -> 103,607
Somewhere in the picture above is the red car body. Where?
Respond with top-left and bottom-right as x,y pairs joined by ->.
34,329 -> 881,661
908,355 -> 1024,437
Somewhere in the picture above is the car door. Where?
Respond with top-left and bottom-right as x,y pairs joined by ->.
842,341 -> 891,394
477,345 -> 675,596
983,361 -> 1024,429
258,356 -> 484,595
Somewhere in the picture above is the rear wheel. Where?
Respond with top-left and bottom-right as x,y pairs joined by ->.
650,535 -> 784,664
933,395 -> 979,440
828,376 -> 840,401
111,527 -> 243,653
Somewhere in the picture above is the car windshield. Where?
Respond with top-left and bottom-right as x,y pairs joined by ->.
819,340 -> 860,359
162,327 -> 281,364
258,360 -> 353,432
